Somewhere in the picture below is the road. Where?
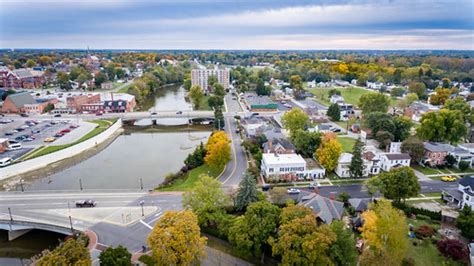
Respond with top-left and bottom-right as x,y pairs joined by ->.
0,191 -> 182,252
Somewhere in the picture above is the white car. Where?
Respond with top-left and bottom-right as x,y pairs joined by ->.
0,157 -> 12,167
287,188 -> 301,194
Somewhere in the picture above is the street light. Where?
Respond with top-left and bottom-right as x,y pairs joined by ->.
69,216 -> 74,232
79,178 -> 83,191
139,200 -> 145,217
19,180 -> 24,192
8,207 -> 13,222
140,178 -> 143,190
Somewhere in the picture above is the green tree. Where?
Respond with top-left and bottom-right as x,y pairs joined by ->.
392,116 -> 413,142
290,75 -> 304,98
99,245 -> 131,266
228,201 -> 280,259
57,71 -> 72,90
290,129 -> 321,157
367,167 -> 420,203
444,96 -> 471,121
183,78 -> 192,91
94,72 -> 108,86
208,95 -> 224,110
349,138 -> 365,178
235,172 -> 259,211
268,187 -> 290,205
26,59 -> 36,67
358,93 -> 391,115
408,81 -> 426,98
214,83 -> 226,97
455,206 -> 474,240
417,109 -> 467,144
329,220 -> 358,266
208,75 -> 218,88
36,237 -> 91,266
280,203 -> 314,225
327,103 -> 341,121
189,85 -> 204,110
147,210 -> 207,265
360,200 -> 408,266
281,108 -> 309,136
213,107 -> 225,130
401,136 -> 425,163
182,174 -> 230,227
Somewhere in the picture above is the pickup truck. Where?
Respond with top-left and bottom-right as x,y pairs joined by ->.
75,200 -> 96,208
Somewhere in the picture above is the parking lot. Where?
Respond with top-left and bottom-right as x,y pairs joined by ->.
0,117 -> 95,161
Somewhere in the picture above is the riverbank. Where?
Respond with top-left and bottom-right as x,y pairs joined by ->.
0,120 -> 123,191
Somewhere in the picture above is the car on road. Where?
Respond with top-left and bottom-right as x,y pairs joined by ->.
53,114 -> 62,117
75,200 -> 96,208
0,157 -> 12,167
69,124 -> 79,129
176,111 -> 183,115
31,129 -> 41,134
287,188 -> 301,194
20,113 -> 29,117
441,176 -> 456,182
0,119 -> 13,124
44,137 -> 56,142
96,112 -> 103,116
331,128 -> 342,133
15,127 -> 25,132
150,112 -> 157,115
54,132 -> 64,138
8,142 -> 22,150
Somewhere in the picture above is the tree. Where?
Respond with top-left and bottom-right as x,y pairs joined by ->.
281,108 -> 308,136
214,108 -> 225,130
290,75 -> 304,98
441,78 -> 451,88
408,81 -> 426,98
401,137 -> 425,162
183,78 -> 192,90
327,103 -> 341,121
270,213 -> 336,265
208,75 -> 218,88
367,167 -> 420,203
358,93 -> 391,115
228,201 -> 280,259
329,220 -> 358,266
147,210 -> 207,265
376,130 -> 394,149
189,85 -> 204,109
392,116 -> 413,142
290,129 -> 321,157
36,237 -> 91,266
256,79 -> 270,96
455,206 -> 474,240
184,142 -> 206,169
280,203 -> 314,225
444,96 -> 471,121
328,88 -> 341,97
205,135 -> 231,170
417,109 -> 467,144
459,160 -> 470,171
214,83 -> 225,97
445,154 -> 457,167
57,71 -> 72,90
268,187 -> 290,205
316,133 -> 342,173
430,88 -> 452,105
26,59 -> 36,67
349,138 -> 365,178
182,174 -> 230,227
359,200 -> 408,266
94,72 -> 107,86
99,245 -> 131,266
38,55 -> 52,66
208,95 -> 224,110
235,172 -> 259,211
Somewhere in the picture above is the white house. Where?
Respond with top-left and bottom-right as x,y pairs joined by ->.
261,153 -> 306,180
389,142 -> 402,154
380,153 -> 411,171
330,95 -> 344,104
335,153 -> 372,178
363,151 -> 381,175
442,176 -> 474,209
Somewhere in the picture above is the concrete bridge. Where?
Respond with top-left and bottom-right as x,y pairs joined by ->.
0,218 -> 80,240
106,110 -> 214,121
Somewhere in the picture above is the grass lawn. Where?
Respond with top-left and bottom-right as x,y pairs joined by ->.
337,137 -> 356,153
117,83 -> 133,93
25,119 -> 116,160
448,167 -> 474,174
157,164 -> 224,192
405,239 -> 463,266
411,165 -> 441,175
196,95 -> 212,111
308,87 -> 374,107
331,179 -> 366,185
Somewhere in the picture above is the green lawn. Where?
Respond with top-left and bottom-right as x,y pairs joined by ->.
157,164 -> 224,191
308,87 -> 374,107
405,239 -> 463,266
117,83 -> 133,93
337,137 -> 356,153
196,95 -> 212,111
411,165 -> 442,175
25,119 -> 116,160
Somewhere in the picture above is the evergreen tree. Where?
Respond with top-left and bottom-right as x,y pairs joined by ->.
327,103 -> 341,121
214,108 -> 225,130
349,138 -> 365,178
235,172 -> 259,211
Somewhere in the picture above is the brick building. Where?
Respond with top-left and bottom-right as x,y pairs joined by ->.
67,94 -> 101,112
0,67 -> 45,89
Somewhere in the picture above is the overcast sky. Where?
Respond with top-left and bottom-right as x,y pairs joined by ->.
0,0 -> 473,50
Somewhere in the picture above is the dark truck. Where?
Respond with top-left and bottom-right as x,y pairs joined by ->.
75,200 -> 96,208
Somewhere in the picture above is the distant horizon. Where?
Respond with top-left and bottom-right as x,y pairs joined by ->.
1,48 -> 473,52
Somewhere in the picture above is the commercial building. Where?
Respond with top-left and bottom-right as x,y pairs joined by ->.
191,68 -> 230,91
0,67 -> 45,89
67,94 -> 101,112
1,92 -> 36,113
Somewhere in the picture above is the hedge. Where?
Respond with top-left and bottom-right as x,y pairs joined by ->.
392,201 -> 442,221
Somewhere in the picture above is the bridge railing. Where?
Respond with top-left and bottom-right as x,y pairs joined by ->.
0,218 -> 81,235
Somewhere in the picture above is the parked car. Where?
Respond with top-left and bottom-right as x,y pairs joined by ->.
441,176 -> 456,182
20,113 -> 29,117
44,137 -> 56,142
176,111 -> 183,115
75,200 -> 96,208
15,128 -> 25,132
8,142 -> 22,150
31,129 -> 41,134
5,130 -> 17,136
287,188 -> 301,194
60,129 -> 71,133
69,124 -> 79,129
0,157 -> 12,168
331,128 -> 342,133
96,112 -> 103,116
150,112 -> 157,115
53,114 -> 62,117
54,133 -> 64,138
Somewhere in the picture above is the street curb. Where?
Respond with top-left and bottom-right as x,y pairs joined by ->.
85,229 -> 98,250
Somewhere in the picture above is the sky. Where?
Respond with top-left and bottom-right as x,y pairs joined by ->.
0,0 -> 473,50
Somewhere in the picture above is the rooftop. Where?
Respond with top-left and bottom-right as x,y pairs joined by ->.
298,192 -> 344,224
262,153 -> 306,165
384,153 -> 411,160
424,142 -> 453,152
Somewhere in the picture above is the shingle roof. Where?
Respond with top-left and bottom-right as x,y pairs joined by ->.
7,92 -> 35,108
263,138 -> 295,151
298,192 -> 344,223
384,153 -> 411,160
348,198 -> 371,212
459,176 -> 474,190
424,142 -> 453,152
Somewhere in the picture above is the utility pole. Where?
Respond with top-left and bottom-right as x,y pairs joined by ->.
19,180 -> 24,192
69,216 -> 74,232
140,178 -> 143,190
8,207 -> 13,221
79,178 -> 83,191
140,200 -> 145,217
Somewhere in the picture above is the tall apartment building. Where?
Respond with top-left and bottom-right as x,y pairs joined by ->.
191,68 -> 230,91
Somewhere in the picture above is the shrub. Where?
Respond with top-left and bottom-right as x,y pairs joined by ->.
138,254 -> 156,266
402,257 -> 415,266
392,202 -> 441,221
416,214 -> 431,221
414,225 -> 436,239
458,160 -> 470,171
436,238 -> 468,261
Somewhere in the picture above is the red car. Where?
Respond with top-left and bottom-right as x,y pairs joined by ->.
60,129 -> 71,133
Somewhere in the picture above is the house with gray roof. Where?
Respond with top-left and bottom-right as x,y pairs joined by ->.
380,153 -> 411,171
297,192 -> 344,224
1,92 -> 35,113
263,138 -> 296,154
442,176 -> 474,209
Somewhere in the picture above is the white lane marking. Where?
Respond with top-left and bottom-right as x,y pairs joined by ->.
140,219 -> 153,230
147,212 -> 163,224
154,212 -> 162,217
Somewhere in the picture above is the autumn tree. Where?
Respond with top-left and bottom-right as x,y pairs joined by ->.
289,75 -> 304,98
26,59 -> 36,67
359,200 -> 408,266
327,103 -> 341,121
401,136 -> 425,162
358,93 -> 391,115
349,138 -> 365,178
279,203 -> 313,225
147,210 -> 207,265
270,213 -> 336,265
205,138 -> 231,170
430,88 -> 453,105
99,245 -> 131,266
316,133 -> 342,173
228,201 -> 280,259
281,108 -> 309,136
235,171 -> 259,211
182,174 -> 230,227
367,167 -> 420,203
417,109 -> 467,144
36,237 -> 91,266
189,85 -> 204,109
